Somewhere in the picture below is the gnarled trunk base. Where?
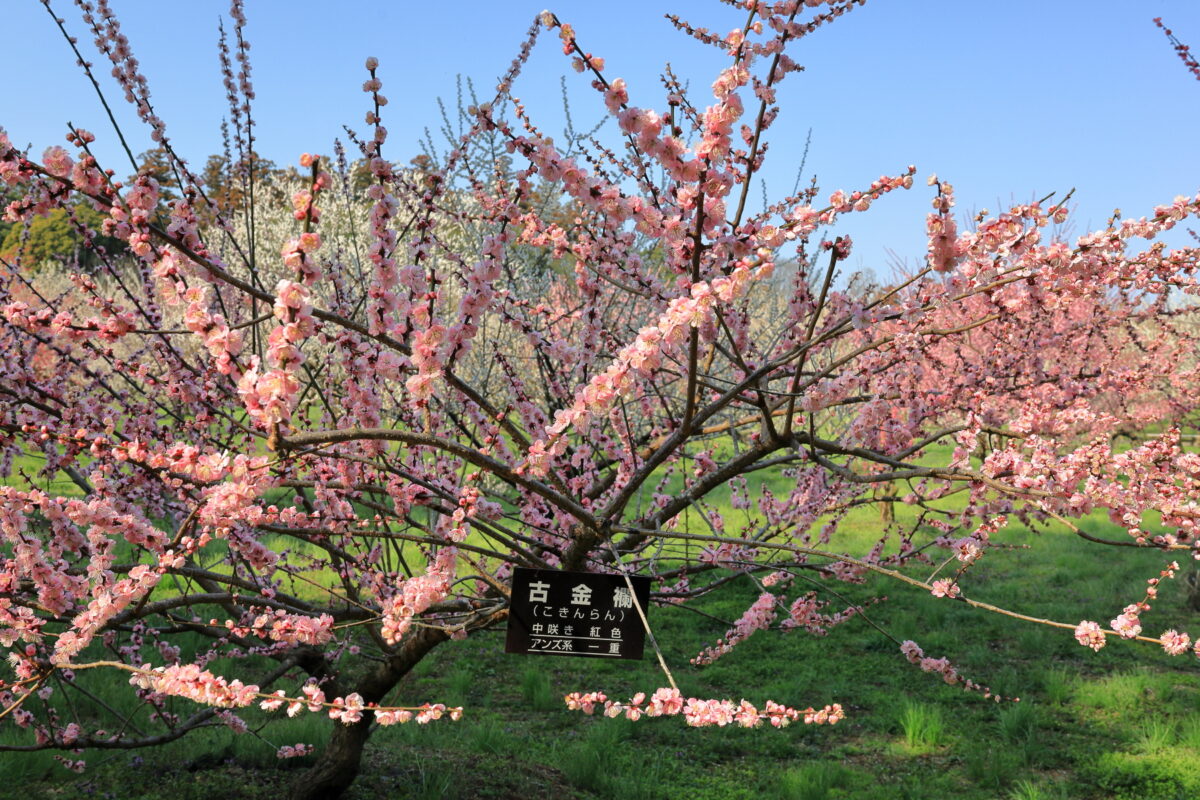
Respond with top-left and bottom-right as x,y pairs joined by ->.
290,716 -> 374,800
289,625 -> 453,799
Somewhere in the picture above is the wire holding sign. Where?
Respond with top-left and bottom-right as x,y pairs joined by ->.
505,567 -> 652,660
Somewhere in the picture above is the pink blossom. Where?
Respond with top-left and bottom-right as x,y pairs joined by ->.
374,708 -> 414,725
1074,620 -> 1107,651
930,579 -> 960,599
693,591 -> 776,665
1160,629 -> 1190,655
128,664 -> 260,709
1111,608 -> 1143,639
260,690 -> 288,712
276,743 -> 314,759
329,693 -> 366,724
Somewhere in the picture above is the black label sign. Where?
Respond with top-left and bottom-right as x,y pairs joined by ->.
505,567 -> 651,660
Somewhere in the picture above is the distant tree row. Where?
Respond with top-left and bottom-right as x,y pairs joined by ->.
0,146 -> 382,270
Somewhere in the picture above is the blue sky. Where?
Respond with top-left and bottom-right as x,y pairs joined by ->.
6,0 -> 1199,271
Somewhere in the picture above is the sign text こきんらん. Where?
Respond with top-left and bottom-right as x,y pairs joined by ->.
505,567 -> 651,660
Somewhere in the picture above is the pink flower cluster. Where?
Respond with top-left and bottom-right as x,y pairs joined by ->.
129,663 -> 260,709
179,286 -> 245,376
529,260 -> 773,474
953,538 -> 983,564
286,682 -> 328,717
53,757 -> 87,774
692,591 -> 776,665
54,563 -> 164,663
564,688 -> 842,728
444,232 -> 507,366
1155,18 -> 1200,82
236,357 -> 300,428
925,176 -> 959,272
1092,561 -> 1185,647
779,592 -> 865,635
226,608 -> 334,646
282,203 -> 328,287
263,278 -> 317,377
198,474 -> 272,537
1075,620 -> 1200,658
1074,621 -> 1106,651
900,640 -> 1006,700
930,579 -> 961,599
1159,629 -> 1191,656
374,703 -> 462,725
380,546 -> 457,644
234,277 -> 319,429
1110,604 -> 1144,639
257,684 -> 462,726
406,323 -> 446,403
118,174 -> 159,258
328,692 -> 366,724
276,743 -> 314,759
0,597 -> 43,647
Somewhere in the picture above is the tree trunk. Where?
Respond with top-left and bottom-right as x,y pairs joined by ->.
289,626 -> 450,800
291,715 -> 376,800
874,485 -> 894,523
1186,567 -> 1200,613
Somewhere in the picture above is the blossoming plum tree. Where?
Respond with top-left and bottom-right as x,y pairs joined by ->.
1,1 -> 1198,797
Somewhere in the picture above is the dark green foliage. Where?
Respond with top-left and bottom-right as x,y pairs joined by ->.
0,202 -> 126,270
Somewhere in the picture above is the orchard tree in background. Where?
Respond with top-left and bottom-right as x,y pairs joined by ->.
2,1 -> 1200,797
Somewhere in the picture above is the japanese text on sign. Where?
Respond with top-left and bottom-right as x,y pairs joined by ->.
504,568 -> 652,660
